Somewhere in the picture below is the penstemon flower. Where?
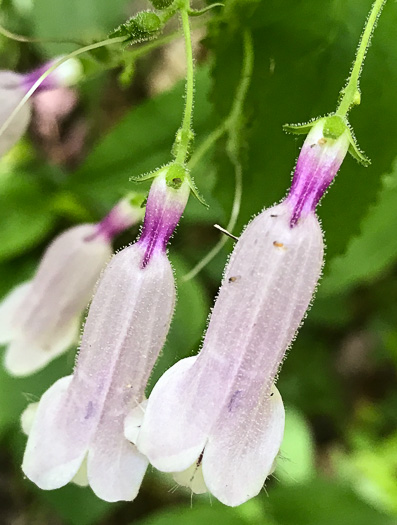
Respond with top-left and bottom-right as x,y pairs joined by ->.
0,57 -> 82,156
135,117 -> 350,506
0,197 -> 143,376
22,165 -> 190,502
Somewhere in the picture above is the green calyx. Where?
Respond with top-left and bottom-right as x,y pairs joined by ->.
165,163 -> 188,189
283,114 -> 370,167
110,11 -> 162,41
323,115 -> 347,140
165,163 -> 209,209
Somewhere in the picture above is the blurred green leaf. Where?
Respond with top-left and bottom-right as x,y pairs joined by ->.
276,408 -> 315,485
38,485 -> 113,525
334,432 -> 397,515
321,159 -> 397,295
133,505 -> 252,525
0,352 -> 72,437
31,0 -> 130,54
268,478 -> 395,525
0,172 -> 54,262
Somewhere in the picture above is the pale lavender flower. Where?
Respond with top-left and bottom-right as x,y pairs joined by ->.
0,57 -> 82,156
0,197 -> 142,376
22,167 -> 190,502
135,118 -> 349,506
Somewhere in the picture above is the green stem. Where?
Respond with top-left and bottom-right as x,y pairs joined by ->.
0,24 -> 86,45
226,30 -> 254,153
183,30 -> 254,282
223,30 -> 254,233
188,30 -> 254,172
336,0 -> 386,117
188,123 -> 227,170
175,3 -> 195,164
0,36 -> 126,141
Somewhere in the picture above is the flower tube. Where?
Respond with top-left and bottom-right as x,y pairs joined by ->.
0,57 -> 82,156
22,166 -> 190,502
135,118 -> 349,506
0,197 -> 143,376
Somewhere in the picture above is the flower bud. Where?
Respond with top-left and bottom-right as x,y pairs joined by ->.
134,12 -> 162,35
110,12 -> 162,40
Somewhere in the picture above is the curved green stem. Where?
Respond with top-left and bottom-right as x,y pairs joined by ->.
175,3 -> 195,164
0,24 -> 86,45
226,31 -> 254,154
188,123 -> 227,170
336,0 -> 386,117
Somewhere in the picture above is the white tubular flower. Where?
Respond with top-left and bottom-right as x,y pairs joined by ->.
0,57 -> 82,157
136,118 -> 349,506
0,197 -> 143,376
22,165 -> 190,502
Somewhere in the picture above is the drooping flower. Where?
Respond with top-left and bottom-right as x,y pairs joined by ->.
0,57 -> 82,157
0,196 -> 143,376
135,117 -> 350,506
22,165 -> 190,502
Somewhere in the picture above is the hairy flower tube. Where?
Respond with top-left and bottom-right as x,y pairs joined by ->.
0,57 -> 82,156
22,166 -> 190,502
135,118 -> 350,506
0,197 -> 142,376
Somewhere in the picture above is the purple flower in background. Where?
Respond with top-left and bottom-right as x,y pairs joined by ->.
22,166 -> 190,501
0,57 -> 82,157
135,118 -> 349,506
0,197 -> 142,376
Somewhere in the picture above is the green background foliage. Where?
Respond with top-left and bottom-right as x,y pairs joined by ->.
0,0 -> 396,523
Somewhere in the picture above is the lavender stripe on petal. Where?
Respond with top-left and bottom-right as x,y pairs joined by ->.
92,196 -> 145,242
138,168 -> 190,267
287,119 -> 349,227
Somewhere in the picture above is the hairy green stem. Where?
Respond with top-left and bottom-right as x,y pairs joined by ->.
175,3 -> 195,164
336,0 -> 386,117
